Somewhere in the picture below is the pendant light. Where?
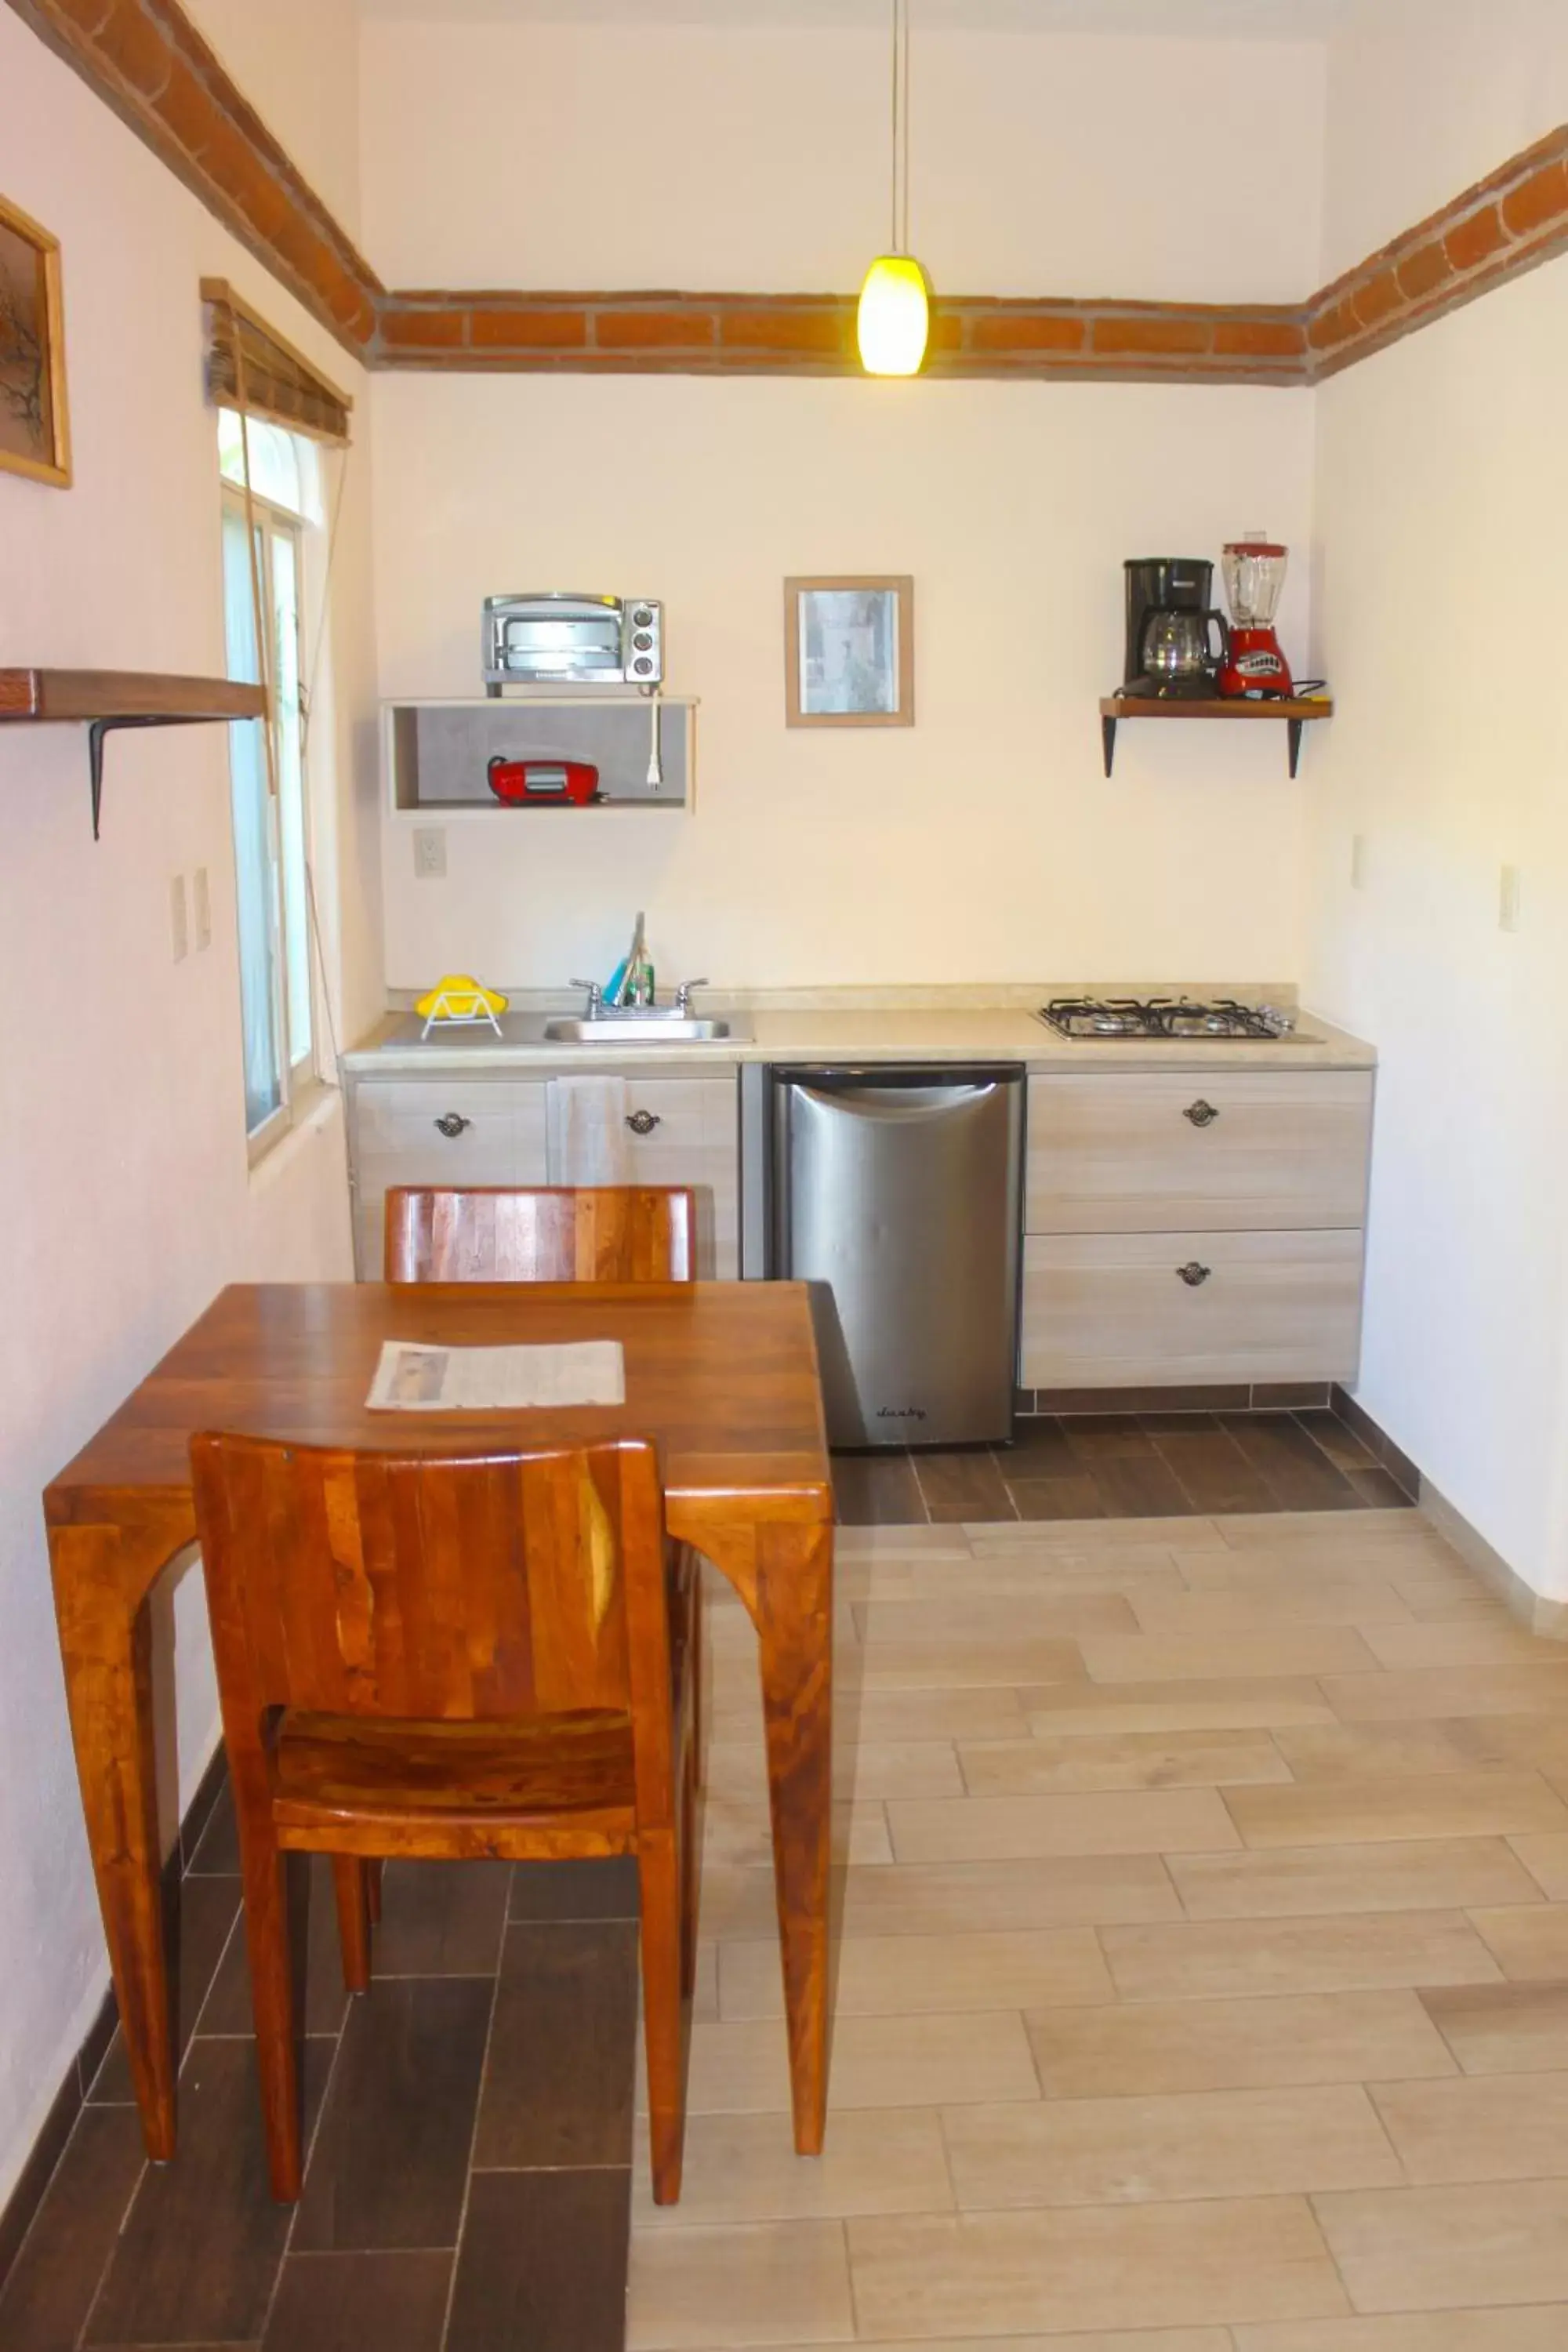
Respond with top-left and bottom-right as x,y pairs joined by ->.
857,0 -> 930,376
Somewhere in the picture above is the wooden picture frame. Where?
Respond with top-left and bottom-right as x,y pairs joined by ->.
785,575 -> 913,728
0,193 -> 71,488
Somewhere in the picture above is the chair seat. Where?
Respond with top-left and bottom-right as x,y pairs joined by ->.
272,1707 -> 637,1842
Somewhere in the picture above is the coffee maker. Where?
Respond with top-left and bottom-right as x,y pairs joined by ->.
1122,557 -> 1229,701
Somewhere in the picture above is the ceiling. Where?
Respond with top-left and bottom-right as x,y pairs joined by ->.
354,0 -> 1337,34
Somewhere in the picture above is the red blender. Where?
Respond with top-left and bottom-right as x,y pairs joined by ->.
1218,532 -> 1294,699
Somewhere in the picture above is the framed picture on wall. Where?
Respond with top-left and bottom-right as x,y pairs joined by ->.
0,192 -> 71,489
785,575 -> 913,728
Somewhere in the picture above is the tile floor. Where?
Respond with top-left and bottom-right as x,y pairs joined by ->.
834,1409 -> 1417,1526
639,1507 -> 1568,2348
10,1504 -> 1568,2350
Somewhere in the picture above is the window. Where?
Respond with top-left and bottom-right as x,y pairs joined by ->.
220,408 -> 321,1153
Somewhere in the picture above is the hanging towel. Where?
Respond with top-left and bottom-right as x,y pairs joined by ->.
550,1075 -> 633,1185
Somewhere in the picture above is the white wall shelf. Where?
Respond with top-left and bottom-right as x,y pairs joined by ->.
385,695 -> 697,815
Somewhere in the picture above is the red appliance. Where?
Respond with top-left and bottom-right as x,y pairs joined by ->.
1218,533 -> 1294,700
486,756 -> 601,806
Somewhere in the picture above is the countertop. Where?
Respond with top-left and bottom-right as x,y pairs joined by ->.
341,993 -> 1376,1077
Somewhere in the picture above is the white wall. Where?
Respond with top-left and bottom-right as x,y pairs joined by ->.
1320,0 -> 1568,278
1304,2 -> 1568,1595
360,20 -> 1325,302
0,12 -> 380,2209
363,15 -> 1324,993
372,368 -> 1316,990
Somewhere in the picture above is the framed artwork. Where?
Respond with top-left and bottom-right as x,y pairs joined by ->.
0,193 -> 71,488
785,575 -> 913,728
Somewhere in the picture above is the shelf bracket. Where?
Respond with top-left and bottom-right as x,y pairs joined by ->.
1101,710 -> 1118,779
86,714 -> 229,841
1287,717 -> 1305,780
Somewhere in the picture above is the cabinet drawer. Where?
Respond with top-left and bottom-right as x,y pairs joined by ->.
547,1076 -> 739,1278
1020,1229 -> 1365,1388
1026,1069 -> 1373,1233
352,1080 -> 549,1278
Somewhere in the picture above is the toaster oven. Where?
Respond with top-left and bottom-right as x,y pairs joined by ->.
482,593 -> 663,693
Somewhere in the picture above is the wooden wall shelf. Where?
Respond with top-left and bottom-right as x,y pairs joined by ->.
0,670 -> 268,838
1099,695 -> 1334,781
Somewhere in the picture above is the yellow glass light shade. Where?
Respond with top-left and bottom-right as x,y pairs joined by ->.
857,254 -> 931,376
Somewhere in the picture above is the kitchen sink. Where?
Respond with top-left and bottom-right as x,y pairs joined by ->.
542,1014 -> 738,1044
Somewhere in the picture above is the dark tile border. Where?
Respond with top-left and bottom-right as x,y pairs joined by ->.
1330,1385 -> 1422,1501
1022,1383 -> 1330,1417
0,1740 -> 228,2299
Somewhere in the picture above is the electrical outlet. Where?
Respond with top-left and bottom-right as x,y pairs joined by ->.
1500,864 -> 1523,932
169,873 -> 188,963
192,866 -> 212,951
1350,833 -> 1369,891
413,826 -> 447,880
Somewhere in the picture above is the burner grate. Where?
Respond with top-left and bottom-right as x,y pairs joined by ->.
1039,996 -> 1294,1041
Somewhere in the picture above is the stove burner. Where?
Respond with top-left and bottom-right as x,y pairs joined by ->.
1039,996 -> 1297,1042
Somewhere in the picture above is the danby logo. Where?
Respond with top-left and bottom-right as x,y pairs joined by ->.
877,1406 -> 927,1421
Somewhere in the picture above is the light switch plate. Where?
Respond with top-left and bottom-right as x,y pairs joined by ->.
1350,833 -> 1368,890
1500,864 -> 1523,931
413,826 -> 447,880
192,866 -> 212,951
169,873 -> 188,963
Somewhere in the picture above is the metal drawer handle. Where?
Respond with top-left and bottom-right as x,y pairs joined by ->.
1184,1099 -> 1220,1127
434,1112 -> 472,1138
1176,1261 -> 1213,1287
626,1109 -> 662,1136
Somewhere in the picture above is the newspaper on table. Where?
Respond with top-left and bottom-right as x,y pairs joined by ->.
366,1339 -> 626,1413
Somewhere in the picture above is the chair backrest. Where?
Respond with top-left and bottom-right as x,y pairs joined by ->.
191,1434 -> 673,1759
384,1185 -> 698,1286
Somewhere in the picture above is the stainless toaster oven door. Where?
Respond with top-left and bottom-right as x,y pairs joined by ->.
498,614 -> 623,672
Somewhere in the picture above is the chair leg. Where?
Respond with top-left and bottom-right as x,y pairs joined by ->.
332,1857 -> 373,1994
365,1858 -> 384,1925
680,1735 -> 700,2000
235,1821 -> 303,2202
637,1832 -> 689,2205
691,1581 -> 706,1795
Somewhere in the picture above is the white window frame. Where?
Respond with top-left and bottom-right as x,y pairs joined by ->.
221,475 -> 320,1166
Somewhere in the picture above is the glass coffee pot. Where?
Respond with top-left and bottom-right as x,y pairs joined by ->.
1140,606 -> 1229,700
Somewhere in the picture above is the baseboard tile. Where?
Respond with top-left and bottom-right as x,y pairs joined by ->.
0,1736 -> 230,2299
1420,1477 -> 1568,1642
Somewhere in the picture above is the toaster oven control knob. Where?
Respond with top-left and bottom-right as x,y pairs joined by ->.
633,657 -> 654,675
633,608 -> 653,627
633,631 -> 653,651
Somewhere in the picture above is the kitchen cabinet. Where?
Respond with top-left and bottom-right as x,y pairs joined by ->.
348,1076 -> 549,1277
1020,1066 -> 1371,1389
1022,1229 -> 1365,1388
344,1065 -> 739,1281
1025,1069 -> 1372,1234
545,1075 -> 739,1278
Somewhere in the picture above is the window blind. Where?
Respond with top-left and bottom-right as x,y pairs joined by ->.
201,279 -> 352,445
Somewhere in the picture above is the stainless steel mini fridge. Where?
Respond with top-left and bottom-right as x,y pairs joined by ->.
766,1065 -> 1024,1449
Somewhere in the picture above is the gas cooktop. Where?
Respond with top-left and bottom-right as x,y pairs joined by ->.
1038,996 -> 1301,1041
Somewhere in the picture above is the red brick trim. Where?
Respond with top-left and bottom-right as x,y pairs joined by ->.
6,0 -> 381,352
1303,123 -> 1568,379
7,0 -> 1566,388
372,290 -> 1309,384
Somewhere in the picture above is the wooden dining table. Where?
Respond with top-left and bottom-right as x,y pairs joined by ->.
43,1278 -> 835,2164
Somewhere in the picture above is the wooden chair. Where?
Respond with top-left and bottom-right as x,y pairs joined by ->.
384,1185 -> 698,1285
191,1432 -> 700,2207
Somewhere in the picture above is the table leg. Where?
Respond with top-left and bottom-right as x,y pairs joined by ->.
50,1521 -> 180,2161
753,1518 -> 834,2156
